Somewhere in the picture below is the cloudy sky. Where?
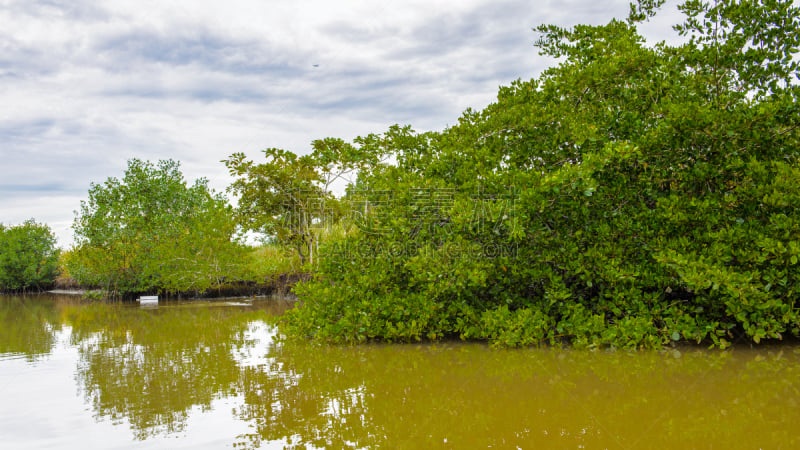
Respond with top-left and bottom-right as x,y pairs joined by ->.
0,0 -> 682,247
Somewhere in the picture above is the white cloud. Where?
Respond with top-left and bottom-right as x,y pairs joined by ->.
0,0 -> 683,247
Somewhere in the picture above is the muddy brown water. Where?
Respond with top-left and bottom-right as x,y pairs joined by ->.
1,293 -> 798,449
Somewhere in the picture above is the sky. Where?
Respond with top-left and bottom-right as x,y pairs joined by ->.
0,0 -> 683,248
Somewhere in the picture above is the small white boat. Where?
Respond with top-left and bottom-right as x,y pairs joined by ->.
138,295 -> 159,305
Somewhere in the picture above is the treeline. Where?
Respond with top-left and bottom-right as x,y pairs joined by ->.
0,160 -> 301,297
6,0 -> 800,348
63,159 -> 303,299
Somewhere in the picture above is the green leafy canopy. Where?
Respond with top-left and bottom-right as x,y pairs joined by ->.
0,220 -> 60,292
69,158 -> 249,297
281,0 -> 800,349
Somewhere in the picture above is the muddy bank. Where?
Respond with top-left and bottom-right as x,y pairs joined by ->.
51,272 -> 311,301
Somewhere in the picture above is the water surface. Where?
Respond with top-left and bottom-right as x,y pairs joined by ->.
1,294 -> 798,449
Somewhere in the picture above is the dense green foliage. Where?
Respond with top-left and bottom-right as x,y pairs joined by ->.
68,159 -> 250,298
282,0 -> 800,348
0,220 -> 59,292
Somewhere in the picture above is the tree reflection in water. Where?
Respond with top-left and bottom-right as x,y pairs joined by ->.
64,302 -> 278,439
235,342 -> 384,449
233,342 -> 800,449
0,296 -> 63,360
5,296 -> 799,449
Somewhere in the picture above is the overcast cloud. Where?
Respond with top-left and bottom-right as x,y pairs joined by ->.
0,0 -> 683,247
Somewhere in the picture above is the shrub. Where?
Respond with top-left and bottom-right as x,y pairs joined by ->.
0,220 -> 60,292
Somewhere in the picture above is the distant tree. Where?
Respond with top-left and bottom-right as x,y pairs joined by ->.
223,139 -> 388,265
224,149 -> 328,266
69,158 -> 248,297
0,220 -> 60,292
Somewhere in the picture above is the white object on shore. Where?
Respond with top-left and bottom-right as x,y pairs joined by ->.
139,295 -> 159,305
